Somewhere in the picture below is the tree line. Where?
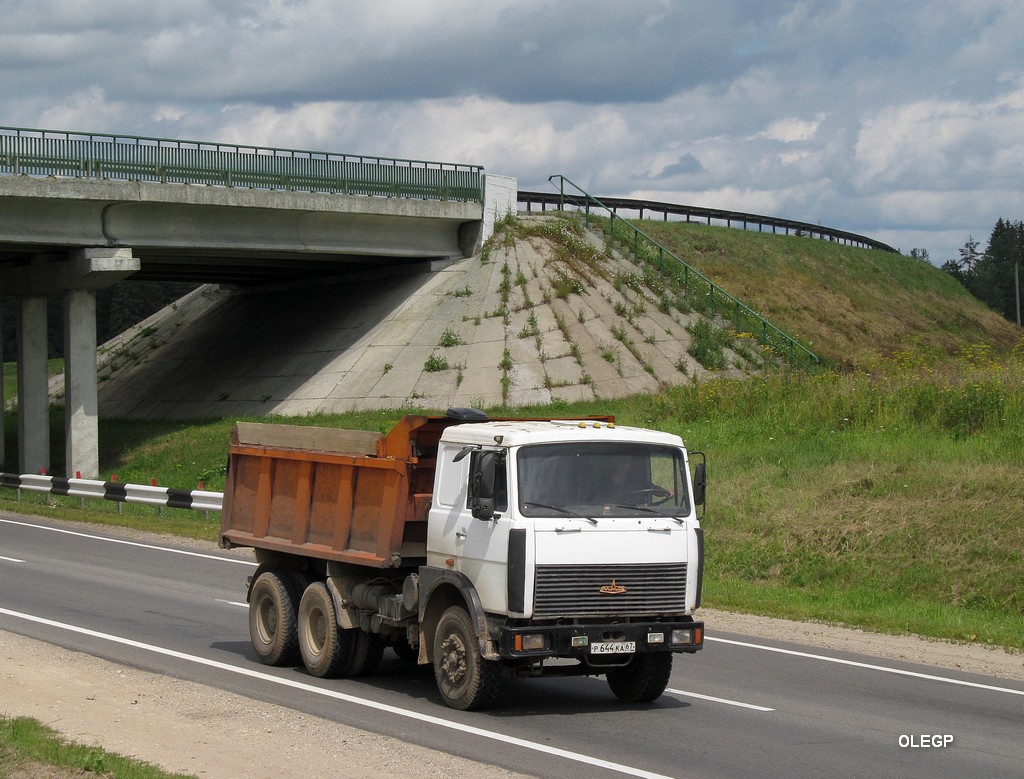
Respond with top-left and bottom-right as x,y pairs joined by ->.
1,281 -> 198,361
940,218 -> 1023,326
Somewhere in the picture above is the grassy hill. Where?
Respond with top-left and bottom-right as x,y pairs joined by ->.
633,220 -> 1021,366
3,217 -> 1022,649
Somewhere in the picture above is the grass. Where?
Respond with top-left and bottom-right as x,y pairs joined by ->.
0,716 -> 196,778
2,345 -> 1022,651
3,359 -> 64,402
686,316 -> 734,370
631,220 -> 1021,366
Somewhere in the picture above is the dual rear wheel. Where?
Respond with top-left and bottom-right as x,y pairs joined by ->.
248,572 -> 383,678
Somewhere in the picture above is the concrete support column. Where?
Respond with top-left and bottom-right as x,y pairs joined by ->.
0,328 -> 4,469
64,288 -> 99,479
17,296 -> 50,475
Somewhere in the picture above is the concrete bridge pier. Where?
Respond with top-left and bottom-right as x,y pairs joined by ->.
16,294 -> 49,475
64,287 -> 100,479
4,248 -> 140,478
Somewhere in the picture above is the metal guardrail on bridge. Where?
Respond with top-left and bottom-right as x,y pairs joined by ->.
0,125 -> 483,203
519,190 -> 896,253
540,175 -> 820,369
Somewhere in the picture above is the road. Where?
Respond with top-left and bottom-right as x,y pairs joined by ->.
2,511 -> 1023,778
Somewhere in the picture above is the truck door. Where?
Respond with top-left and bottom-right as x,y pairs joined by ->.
429,448 -> 512,615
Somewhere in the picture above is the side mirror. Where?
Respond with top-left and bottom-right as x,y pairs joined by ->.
692,460 -> 706,507
471,451 -> 498,521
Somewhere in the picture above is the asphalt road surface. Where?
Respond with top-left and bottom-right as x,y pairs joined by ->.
2,512 -> 1022,778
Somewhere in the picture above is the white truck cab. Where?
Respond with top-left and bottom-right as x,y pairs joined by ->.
421,416 -> 705,706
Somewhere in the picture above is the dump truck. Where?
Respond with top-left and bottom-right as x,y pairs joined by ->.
220,408 -> 706,710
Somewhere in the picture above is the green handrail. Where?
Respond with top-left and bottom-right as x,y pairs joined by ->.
548,175 -> 820,368
0,125 -> 483,203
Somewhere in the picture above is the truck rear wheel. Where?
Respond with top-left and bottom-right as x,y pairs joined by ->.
344,630 -> 385,677
390,637 -> 419,663
432,606 -> 502,711
606,652 -> 673,703
297,582 -> 355,678
249,571 -> 304,666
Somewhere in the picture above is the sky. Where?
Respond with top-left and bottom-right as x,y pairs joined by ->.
2,0 -> 1022,265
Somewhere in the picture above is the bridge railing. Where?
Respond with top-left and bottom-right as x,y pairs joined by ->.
519,190 -> 896,253
0,125 -> 483,202
544,175 -> 820,369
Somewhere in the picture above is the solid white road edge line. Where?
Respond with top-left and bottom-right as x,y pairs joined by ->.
706,636 -> 1024,697
0,606 -> 673,779
0,518 -> 256,566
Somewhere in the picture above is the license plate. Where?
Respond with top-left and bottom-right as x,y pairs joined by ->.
590,641 -> 636,655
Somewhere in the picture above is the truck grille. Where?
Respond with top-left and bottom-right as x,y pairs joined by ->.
533,563 -> 687,618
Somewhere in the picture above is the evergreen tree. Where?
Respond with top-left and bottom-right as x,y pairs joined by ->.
975,219 -> 1022,320
959,235 -> 982,274
941,223 -> 1023,326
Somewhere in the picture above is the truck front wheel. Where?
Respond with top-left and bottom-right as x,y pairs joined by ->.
249,571 -> 304,666
297,582 -> 355,678
432,606 -> 502,711
606,652 -> 673,703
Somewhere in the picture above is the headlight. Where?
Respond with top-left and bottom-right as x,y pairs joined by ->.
671,628 -> 693,645
514,633 -> 547,651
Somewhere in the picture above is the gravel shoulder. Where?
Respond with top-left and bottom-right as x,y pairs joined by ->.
2,527 -> 1022,778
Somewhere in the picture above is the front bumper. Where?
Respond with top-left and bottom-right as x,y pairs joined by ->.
498,618 -> 704,660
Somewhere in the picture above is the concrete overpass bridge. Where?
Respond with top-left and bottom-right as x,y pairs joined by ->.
0,125 -> 515,478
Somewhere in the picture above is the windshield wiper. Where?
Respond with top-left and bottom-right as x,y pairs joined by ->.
609,503 -> 662,514
609,504 -> 687,523
522,502 -> 598,524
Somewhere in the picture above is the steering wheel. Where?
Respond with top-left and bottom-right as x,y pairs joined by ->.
622,486 -> 673,505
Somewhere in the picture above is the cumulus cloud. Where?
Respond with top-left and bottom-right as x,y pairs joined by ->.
2,0 -> 1023,262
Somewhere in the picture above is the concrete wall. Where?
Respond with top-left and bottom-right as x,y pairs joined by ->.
482,174 -> 518,240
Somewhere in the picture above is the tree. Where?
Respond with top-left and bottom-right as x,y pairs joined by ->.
959,235 -> 982,274
941,222 -> 1024,327
974,219 -> 1021,320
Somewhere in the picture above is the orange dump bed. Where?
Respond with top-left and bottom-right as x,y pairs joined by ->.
219,416 -> 455,568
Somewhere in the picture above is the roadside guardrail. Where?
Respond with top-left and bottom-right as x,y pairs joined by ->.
0,473 -> 223,513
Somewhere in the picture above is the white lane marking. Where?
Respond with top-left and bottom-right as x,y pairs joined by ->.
0,607 -> 673,779
0,555 -> 26,563
706,636 -> 1024,697
217,599 -> 249,608
666,688 -> 774,711
0,518 -> 256,567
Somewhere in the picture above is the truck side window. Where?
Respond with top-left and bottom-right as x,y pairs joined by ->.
468,450 -> 508,512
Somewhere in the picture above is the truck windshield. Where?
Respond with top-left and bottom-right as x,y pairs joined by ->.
517,442 -> 691,518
